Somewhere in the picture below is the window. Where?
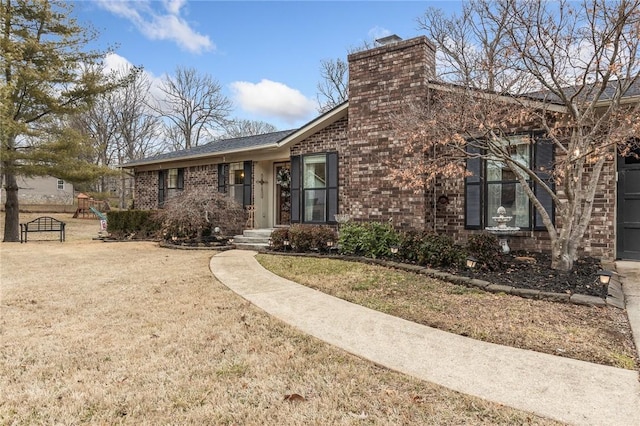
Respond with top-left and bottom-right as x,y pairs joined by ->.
167,168 -> 184,190
57,179 -> 64,190
229,163 -> 245,206
486,136 -> 531,228
290,152 -> 338,224
217,161 -> 252,207
465,134 -> 554,230
303,155 -> 327,222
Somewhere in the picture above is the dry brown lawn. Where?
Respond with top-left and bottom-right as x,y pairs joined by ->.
1,214 -> 559,425
256,255 -> 638,370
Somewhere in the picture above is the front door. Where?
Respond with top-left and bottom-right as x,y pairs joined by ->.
617,149 -> 640,260
275,162 -> 291,226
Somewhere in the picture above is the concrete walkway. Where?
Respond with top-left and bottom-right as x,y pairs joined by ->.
210,250 -> 640,426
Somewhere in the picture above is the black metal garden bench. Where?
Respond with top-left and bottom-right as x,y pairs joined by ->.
20,216 -> 66,243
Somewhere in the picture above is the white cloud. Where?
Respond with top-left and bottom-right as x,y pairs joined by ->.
230,79 -> 317,124
96,0 -> 213,54
101,53 -> 166,105
368,26 -> 392,42
103,52 -> 133,73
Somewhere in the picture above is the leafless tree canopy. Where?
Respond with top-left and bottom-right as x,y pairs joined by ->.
316,58 -> 349,113
219,119 -> 279,139
316,41 -> 373,112
150,66 -> 233,150
395,0 -> 640,271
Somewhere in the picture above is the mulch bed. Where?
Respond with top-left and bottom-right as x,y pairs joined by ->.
451,252 -> 606,298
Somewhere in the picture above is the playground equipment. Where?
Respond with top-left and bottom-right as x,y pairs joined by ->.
89,206 -> 109,237
73,193 -> 109,219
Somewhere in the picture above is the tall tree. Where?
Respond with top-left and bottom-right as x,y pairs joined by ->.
150,66 -> 232,150
392,0 -> 640,271
1,0 -> 127,242
112,68 -> 161,207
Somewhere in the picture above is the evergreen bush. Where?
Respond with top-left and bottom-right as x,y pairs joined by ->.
338,222 -> 400,258
466,233 -> 502,270
106,210 -> 160,239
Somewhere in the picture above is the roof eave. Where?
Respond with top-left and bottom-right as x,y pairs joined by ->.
276,102 -> 349,148
426,81 -> 568,113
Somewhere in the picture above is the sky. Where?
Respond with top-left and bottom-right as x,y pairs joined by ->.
72,1 -> 463,131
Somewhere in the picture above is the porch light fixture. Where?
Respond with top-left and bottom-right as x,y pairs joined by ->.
597,270 -> 613,285
466,256 -> 478,269
390,245 -> 399,255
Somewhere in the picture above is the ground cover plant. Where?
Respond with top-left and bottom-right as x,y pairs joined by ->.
1,215 -> 557,425
256,255 -> 637,370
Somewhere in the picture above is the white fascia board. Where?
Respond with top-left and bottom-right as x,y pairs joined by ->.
276,102 -> 349,148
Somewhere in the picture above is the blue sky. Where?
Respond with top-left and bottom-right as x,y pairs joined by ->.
73,1 -> 462,130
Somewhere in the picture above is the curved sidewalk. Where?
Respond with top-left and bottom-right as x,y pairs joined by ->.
210,250 -> 640,426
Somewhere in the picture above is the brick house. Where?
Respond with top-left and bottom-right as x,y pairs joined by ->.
124,36 -> 639,261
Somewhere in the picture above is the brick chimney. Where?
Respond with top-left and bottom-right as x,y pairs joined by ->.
342,35 -> 436,228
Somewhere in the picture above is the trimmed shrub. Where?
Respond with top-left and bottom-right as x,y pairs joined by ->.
417,233 -> 465,268
269,228 -> 290,251
338,222 -> 400,258
399,230 -> 432,263
466,233 -> 502,270
288,225 -> 337,253
106,210 -> 161,239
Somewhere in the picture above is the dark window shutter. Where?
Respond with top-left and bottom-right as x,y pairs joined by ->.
534,138 -> 555,230
243,161 -> 252,207
217,164 -> 228,193
158,170 -> 166,208
290,155 -> 301,222
465,145 -> 482,228
177,168 -> 184,190
327,152 -> 338,222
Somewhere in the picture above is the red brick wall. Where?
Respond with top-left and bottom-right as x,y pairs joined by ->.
134,171 -> 157,210
134,164 -> 220,210
345,36 -> 436,229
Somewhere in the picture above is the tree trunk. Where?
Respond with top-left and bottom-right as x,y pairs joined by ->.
550,237 -> 577,272
3,173 -> 20,242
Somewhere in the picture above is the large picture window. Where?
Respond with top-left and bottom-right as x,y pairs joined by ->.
465,134 -> 554,230
486,136 -> 531,228
290,152 -> 338,224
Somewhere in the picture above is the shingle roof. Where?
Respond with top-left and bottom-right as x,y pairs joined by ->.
525,77 -> 640,103
123,129 -> 297,167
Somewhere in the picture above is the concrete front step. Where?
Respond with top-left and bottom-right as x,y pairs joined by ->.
232,228 -> 273,250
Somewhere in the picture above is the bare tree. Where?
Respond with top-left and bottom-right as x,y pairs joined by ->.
393,0 -> 640,271
150,66 -> 232,150
109,68 -> 162,207
417,0 -> 536,93
219,119 -> 278,139
316,42 -> 373,112
316,58 -> 349,113
72,67 -> 162,206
